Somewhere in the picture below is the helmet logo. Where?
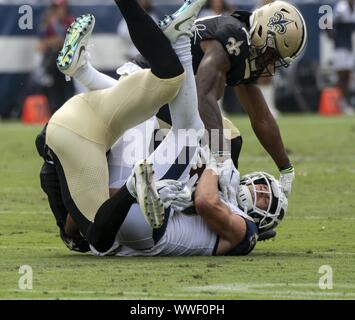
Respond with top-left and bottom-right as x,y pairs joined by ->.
226,37 -> 244,56
267,12 -> 293,34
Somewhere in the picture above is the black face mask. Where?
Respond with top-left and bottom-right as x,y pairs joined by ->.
251,46 -> 289,78
249,32 -> 292,79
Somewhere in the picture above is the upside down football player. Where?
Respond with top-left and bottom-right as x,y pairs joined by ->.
36,0 -> 208,253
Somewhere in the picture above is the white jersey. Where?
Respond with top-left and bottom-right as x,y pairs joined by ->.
90,188 -> 251,257
115,209 -> 217,256
108,116 -> 157,188
114,192 -> 250,257
94,119 -> 251,256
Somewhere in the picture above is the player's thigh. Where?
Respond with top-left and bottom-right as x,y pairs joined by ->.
46,123 -> 109,222
100,70 -> 184,139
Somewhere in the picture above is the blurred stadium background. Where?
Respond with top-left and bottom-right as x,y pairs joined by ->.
0,0 -> 353,120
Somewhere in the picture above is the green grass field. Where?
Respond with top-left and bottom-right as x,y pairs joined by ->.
1,115 -> 355,300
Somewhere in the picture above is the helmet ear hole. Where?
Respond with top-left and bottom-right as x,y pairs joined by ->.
278,208 -> 285,222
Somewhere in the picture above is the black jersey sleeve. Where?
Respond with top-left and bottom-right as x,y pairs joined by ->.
192,15 -> 253,86
215,25 -> 250,86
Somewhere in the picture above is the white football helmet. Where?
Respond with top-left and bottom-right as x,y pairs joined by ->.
249,0 -> 307,75
237,172 -> 288,232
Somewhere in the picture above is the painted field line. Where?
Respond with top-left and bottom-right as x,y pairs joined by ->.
4,288 -> 355,300
185,283 -> 355,298
187,282 -> 355,290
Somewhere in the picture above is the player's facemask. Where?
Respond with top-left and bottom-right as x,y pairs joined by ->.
237,172 -> 288,232
249,33 -> 291,78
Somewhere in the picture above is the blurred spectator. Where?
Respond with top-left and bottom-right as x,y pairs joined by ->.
255,0 -> 279,119
117,0 -> 158,60
332,0 -> 355,115
199,0 -> 233,18
37,0 -> 75,114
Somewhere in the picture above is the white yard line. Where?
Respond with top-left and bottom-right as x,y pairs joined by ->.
185,283 -> 355,299
4,287 -> 355,300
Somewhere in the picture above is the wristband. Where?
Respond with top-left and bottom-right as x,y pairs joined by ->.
279,164 -> 294,173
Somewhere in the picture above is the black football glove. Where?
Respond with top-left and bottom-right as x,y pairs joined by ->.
258,229 -> 277,241
60,229 -> 90,253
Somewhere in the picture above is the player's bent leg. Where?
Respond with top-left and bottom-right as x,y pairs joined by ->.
46,123 -> 137,252
93,69 -> 185,147
46,123 -> 109,225
114,0 -> 184,79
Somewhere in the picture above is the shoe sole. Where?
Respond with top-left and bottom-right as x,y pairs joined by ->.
57,14 -> 95,73
161,0 -> 206,42
134,160 -> 165,229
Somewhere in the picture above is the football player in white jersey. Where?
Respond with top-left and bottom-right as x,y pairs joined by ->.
92,150 -> 288,257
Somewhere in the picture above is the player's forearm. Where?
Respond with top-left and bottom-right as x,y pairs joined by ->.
195,169 -> 227,233
198,94 -> 226,153
198,94 -> 223,129
196,43 -> 230,153
251,115 -> 291,169
236,84 -> 291,169
196,168 -> 219,200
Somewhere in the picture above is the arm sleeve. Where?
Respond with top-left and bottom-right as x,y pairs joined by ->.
225,219 -> 258,256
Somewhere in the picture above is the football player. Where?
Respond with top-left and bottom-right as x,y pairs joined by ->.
36,0 -> 207,253
60,1 -> 307,199
60,131 -> 288,257
105,167 -> 288,257
57,35 -> 287,256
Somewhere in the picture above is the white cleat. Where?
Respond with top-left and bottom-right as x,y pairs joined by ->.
57,13 -> 95,77
131,160 -> 165,229
158,0 -> 207,42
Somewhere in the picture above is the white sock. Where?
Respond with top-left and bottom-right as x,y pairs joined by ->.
172,35 -> 193,66
169,36 -> 204,131
74,62 -> 117,91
